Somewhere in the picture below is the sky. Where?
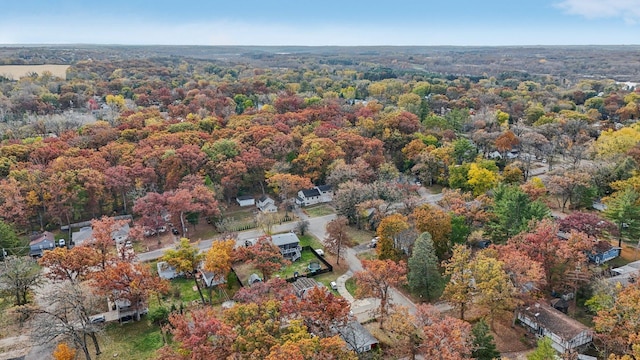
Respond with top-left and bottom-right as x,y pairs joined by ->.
1,0 -> 639,46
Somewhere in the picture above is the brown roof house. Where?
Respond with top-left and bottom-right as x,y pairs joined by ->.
517,303 -> 592,354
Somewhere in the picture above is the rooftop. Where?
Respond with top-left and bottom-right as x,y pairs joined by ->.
271,232 -> 300,247
301,188 -> 321,198
520,303 -> 590,340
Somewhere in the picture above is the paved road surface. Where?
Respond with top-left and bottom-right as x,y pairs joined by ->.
136,186 -> 451,322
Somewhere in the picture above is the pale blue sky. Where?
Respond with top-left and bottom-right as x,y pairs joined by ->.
1,0 -> 639,45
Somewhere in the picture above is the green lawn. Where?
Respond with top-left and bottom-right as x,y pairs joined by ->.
97,320 -> 164,360
298,234 -> 323,248
276,249 -> 329,278
303,204 -> 335,217
345,278 -> 357,297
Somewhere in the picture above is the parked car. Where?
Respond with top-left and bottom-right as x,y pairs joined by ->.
315,249 -> 325,256
90,315 -> 106,323
157,226 -> 167,233
369,237 -> 379,248
58,239 -> 66,247
171,227 -> 180,235
330,281 -> 338,290
144,228 -> 156,237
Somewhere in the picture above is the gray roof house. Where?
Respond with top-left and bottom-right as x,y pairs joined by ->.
72,223 -> 131,246
257,195 -> 277,213
517,303 -> 592,354
271,232 -> 302,262
200,269 -> 227,288
157,261 -> 180,280
72,226 -> 94,246
336,320 -> 379,353
29,231 -> 56,257
291,277 -> 324,298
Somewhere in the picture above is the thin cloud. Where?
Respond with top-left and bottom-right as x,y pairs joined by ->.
556,0 -> 640,23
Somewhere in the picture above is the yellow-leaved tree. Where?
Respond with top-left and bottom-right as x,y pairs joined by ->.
595,124 -> 640,158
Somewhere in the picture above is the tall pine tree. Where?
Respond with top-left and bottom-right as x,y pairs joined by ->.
471,319 -> 500,360
407,232 -> 443,301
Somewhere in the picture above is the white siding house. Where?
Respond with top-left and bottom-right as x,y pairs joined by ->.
295,185 -> 333,207
257,195 -> 278,213
517,303 -> 592,354
236,195 -> 255,207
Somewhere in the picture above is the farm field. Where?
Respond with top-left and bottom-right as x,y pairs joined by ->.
0,64 -> 69,79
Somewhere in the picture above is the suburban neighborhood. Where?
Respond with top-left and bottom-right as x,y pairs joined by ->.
1,42 -> 640,360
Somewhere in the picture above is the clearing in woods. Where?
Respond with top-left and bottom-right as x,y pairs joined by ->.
0,64 -> 69,79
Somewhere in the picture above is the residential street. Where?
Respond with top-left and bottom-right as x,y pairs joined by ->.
136,186 -> 451,322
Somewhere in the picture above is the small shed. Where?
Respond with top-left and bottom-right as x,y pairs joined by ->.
236,195 -> 255,207
291,277 -> 324,298
248,273 -> 262,285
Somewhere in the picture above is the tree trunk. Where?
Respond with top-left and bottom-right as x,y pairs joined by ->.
89,332 -> 101,355
122,190 -> 127,214
194,275 -> 206,305
180,212 -> 187,237
80,334 -> 92,360
460,303 -> 465,321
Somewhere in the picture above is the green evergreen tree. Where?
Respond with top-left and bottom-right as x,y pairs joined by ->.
488,185 -> 550,243
527,337 -> 556,360
604,187 -> 640,248
471,319 -> 500,360
407,232 -> 443,301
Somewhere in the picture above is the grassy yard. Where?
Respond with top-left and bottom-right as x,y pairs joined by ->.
346,227 -> 375,246
345,278 -> 357,297
298,234 -> 323,249
96,320 -> 164,360
303,204 -> 335,217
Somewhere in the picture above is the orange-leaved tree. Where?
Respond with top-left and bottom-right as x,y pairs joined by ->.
354,259 -> 407,329
53,342 -> 76,360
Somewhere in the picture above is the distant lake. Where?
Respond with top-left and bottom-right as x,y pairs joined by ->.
0,64 -> 69,80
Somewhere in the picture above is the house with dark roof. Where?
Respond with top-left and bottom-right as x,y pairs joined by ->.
236,195 -> 255,207
29,231 -> 56,257
335,320 -> 379,354
257,195 -> 277,213
271,232 -> 302,262
517,303 -> 592,353
295,185 -> 333,207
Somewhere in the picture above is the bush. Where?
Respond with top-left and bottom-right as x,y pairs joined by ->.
147,306 -> 169,326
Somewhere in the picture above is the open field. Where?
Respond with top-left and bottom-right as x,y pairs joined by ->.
0,64 -> 69,79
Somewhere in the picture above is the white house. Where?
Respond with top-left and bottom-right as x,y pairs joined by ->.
517,303 -> 592,353
257,195 -> 278,213
295,185 -> 333,207
236,195 -> 255,207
